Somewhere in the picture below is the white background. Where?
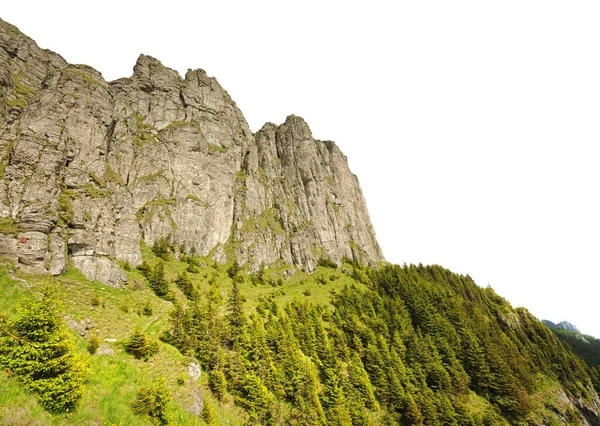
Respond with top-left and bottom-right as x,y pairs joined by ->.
3,1 -> 600,336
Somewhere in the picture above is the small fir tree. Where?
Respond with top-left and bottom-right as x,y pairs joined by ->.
149,261 -> 170,299
0,291 -> 89,412
132,377 -> 172,425
209,369 -> 227,401
125,328 -> 159,360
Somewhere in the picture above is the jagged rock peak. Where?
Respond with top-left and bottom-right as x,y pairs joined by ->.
0,18 -> 384,286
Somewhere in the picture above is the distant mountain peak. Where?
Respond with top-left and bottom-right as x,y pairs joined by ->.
543,320 -> 581,334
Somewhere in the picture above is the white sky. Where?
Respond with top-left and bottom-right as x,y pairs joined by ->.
3,1 -> 600,337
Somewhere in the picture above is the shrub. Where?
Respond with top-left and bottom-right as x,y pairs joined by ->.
318,257 -> 338,269
202,399 -> 217,425
137,260 -> 152,277
124,328 -> 159,360
132,377 -> 172,425
148,261 -> 171,299
174,271 -> 196,300
152,236 -> 172,261
0,291 -> 89,412
208,369 -> 227,401
227,260 -> 240,278
142,301 -> 153,317
88,334 -> 101,354
91,295 -> 101,307
186,263 -> 199,274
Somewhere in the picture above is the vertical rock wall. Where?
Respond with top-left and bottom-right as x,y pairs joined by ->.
0,18 -> 383,286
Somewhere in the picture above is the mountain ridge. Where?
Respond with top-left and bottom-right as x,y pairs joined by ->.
0,18 -> 383,286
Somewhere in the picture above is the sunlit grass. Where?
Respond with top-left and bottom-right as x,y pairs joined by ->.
0,241 -> 363,425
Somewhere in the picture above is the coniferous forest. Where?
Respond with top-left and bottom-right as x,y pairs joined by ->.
1,242 -> 600,424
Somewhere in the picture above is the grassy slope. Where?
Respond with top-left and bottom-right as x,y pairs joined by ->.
0,243 -> 372,425
0,257 -> 243,425
0,246 -> 588,425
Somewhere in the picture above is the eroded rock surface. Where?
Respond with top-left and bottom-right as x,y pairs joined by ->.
0,18 -> 384,285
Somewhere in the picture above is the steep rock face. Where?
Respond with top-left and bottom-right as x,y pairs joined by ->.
233,116 -> 383,270
0,18 -> 383,285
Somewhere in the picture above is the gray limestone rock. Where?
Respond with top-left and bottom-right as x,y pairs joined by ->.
66,319 -> 88,338
187,387 -> 204,416
188,361 -> 201,382
0,18 -> 384,287
96,343 -> 114,356
72,256 -> 127,288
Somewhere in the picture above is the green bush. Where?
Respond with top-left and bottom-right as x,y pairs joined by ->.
88,334 -> 101,354
132,377 -> 172,425
174,271 -> 196,300
317,257 -> 338,269
0,291 -> 89,412
124,328 -> 159,360
227,260 -> 241,279
142,301 -> 153,316
201,398 -> 217,425
137,260 -> 152,277
152,236 -> 172,261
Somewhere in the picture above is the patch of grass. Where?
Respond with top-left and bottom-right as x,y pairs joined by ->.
104,165 -> 124,186
135,197 -> 178,230
236,170 -> 247,183
185,194 -> 209,208
82,183 -> 110,199
9,73 -> 36,109
0,217 -> 20,235
63,68 -> 105,87
133,170 -> 168,187
240,208 -> 284,235
133,114 -> 161,149
89,172 -> 106,188
524,375 -> 577,425
0,371 -> 50,425
58,190 -> 77,227
208,143 -> 227,153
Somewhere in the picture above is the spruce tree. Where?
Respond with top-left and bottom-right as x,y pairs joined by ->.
132,377 -> 172,425
323,368 -> 352,426
226,281 -> 246,347
237,373 -> 272,424
209,369 -> 227,401
174,271 -> 196,300
125,328 -> 159,360
149,261 -> 170,298
0,291 -> 89,412
201,398 -> 218,425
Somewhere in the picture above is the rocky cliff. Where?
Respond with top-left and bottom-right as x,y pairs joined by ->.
0,18 -> 384,286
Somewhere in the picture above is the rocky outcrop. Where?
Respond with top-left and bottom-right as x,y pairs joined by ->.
232,116 -> 383,271
0,18 -> 384,285
543,320 -> 582,334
